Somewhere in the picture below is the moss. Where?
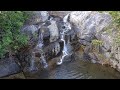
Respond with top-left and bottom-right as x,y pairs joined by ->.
92,39 -> 103,46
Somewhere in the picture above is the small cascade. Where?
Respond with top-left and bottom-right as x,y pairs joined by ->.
38,31 -> 48,68
37,32 -> 44,48
57,15 -> 72,65
29,52 -> 38,71
57,30 -> 68,65
33,28 -> 48,69
40,52 -> 48,68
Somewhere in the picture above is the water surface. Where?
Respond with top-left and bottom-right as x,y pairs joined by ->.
26,52 -> 120,79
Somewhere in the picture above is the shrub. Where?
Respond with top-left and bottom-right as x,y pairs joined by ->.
0,11 -> 29,58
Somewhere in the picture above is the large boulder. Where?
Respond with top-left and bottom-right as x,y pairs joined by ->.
70,11 -> 120,72
48,20 -> 60,42
25,11 -> 49,25
38,26 -> 50,46
96,32 -> 113,51
0,58 -> 21,77
69,11 -> 112,45
48,11 -> 72,18
21,25 -> 39,47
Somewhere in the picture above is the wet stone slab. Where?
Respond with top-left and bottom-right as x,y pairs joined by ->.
0,58 -> 21,78
1,72 -> 26,79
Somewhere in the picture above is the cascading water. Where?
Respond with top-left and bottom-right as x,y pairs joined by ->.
57,14 -> 71,65
38,31 -> 48,68
57,31 -> 68,65
29,52 -> 38,71
32,29 -> 48,69
38,31 -> 44,48
40,53 -> 48,68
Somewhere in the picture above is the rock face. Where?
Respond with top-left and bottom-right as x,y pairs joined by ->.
25,11 -> 49,25
0,58 -> 21,77
48,20 -> 59,42
1,72 -> 26,79
68,11 -> 120,72
48,11 -> 72,18
69,11 -> 112,44
69,11 -> 112,62
21,25 -> 38,47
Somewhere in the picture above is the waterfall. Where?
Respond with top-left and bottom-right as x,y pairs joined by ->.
29,52 -> 38,71
38,31 -> 48,68
57,15 -> 71,65
57,14 -> 71,65
40,53 -> 48,68
35,30 -> 48,69
57,31 -> 68,65
38,32 -> 44,48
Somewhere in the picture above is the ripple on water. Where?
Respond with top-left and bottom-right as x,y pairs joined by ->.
25,52 -> 120,79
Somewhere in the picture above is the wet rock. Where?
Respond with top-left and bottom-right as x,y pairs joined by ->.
109,59 -> 118,69
70,11 -> 111,33
1,72 -> 26,79
82,52 -> 91,61
48,11 -> 72,18
96,31 -> 114,51
21,40 -> 63,73
70,11 -> 93,28
21,25 -> 38,35
113,47 -> 120,61
88,53 -> 98,63
0,58 -> 21,78
40,11 -> 50,22
104,52 -> 111,59
79,39 -> 91,46
54,42 -> 61,56
48,20 -> 59,42
39,26 -> 50,46
68,11 -> 118,68
43,41 -> 62,60
25,11 -> 49,25
65,30 -> 80,51
94,28 -> 120,70
69,11 -> 112,44
21,25 -> 38,47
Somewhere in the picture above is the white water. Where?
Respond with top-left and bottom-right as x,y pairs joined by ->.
40,54 -> 48,68
57,15 -> 71,65
57,31 -> 68,65
37,32 -> 44,48
38,31 -> 48,68
29,53 -> 38,71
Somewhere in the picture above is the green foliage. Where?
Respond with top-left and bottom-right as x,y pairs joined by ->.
109,11 -> 120,27
0,11 -> 29,58
92,39 -> 103,46
108,11 -> 120,45
100,11 -> 120,46
99,11 -> 120,27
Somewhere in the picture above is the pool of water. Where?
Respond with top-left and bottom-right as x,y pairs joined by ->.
25,52 -> 120,79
